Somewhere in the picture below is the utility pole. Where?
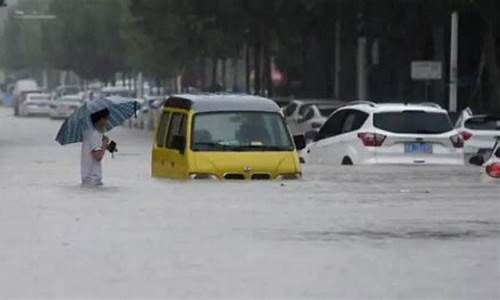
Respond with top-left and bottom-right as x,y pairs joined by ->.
449,12 -> 459,112
357,37 -> 368,100
356,7 -> 368,100
334,17 -> 341,99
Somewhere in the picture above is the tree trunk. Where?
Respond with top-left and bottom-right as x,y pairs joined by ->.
211,56 -> 218,88
254,37 -> 262,95
263,39 -> 273,97
221,58 -> 227,90
483,24 -> 500,111
432,23 -> 446,107
245,44 -> 251,94
334,18 -> 342,99
233,54 -> 239,92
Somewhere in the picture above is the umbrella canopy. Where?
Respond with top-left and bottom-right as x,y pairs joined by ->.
55,96 -> 139,145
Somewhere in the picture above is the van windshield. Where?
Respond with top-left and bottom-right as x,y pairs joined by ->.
192,112 -> 293,151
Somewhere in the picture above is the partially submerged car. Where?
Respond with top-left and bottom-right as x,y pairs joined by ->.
49,94 -> 84,119
19,93 -> 52,117
455,108 -> 500,161
469,138 -> 500,178
152,94 -> 304,180
302,101 -> 464,165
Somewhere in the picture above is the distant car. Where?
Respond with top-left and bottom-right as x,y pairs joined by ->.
49,95 -> 84,119
302,101 -> 464,165
469,138 -> 500,178
455,108 -> 500,161
19,93 -> 51,117
282,100 -> 344,135
13,79 -> 41,116
54,85 -> 82,98
296,104 -> 342,139
295,105 -> 326,137
101,86 -> 134,98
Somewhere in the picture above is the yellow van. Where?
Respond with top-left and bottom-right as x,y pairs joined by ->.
151,94 -> 305,180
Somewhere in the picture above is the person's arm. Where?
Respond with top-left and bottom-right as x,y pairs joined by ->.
91,135 -> 109,162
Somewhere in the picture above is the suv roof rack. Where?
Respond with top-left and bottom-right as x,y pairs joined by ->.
417,102 -> 442,109
343,100 -> 377,108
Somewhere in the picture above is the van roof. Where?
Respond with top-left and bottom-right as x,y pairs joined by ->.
165,94 -> 281,113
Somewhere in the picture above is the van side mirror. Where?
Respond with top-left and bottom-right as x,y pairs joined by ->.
469,155 -> 484,166
172,135 -> 186,154
293,135 -> 306,151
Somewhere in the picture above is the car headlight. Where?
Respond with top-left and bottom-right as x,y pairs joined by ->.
189,173 -> 219,180
276,172 -> 302,180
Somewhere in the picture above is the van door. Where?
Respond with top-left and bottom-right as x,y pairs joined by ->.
152,111 -> 171,177
164,112 -> 189,178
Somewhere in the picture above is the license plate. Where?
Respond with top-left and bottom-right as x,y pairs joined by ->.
405,143 -> 433,154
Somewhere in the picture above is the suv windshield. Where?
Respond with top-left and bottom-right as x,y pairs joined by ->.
374,111 -> 453,134
192,112 -> 293,151
465,116 -> 500,130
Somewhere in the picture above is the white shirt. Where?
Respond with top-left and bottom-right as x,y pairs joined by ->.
81,128 -> 103,185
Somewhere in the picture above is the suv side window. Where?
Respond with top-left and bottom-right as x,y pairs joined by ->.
300,107 -> 315,123
156,111 -> 170,147
166,112 -> 187,149
342,110 -> 368,133
283,102 -> 298,117
316,110 -> 347,141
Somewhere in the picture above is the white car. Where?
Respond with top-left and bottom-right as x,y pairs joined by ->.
295,105 -> 326,137
101,86 -> 134,98
296,104 -> 341,138
282,100 -> 344,135
13,79 -> 41,116
19,93 -> 52,117
302,101 -> 464,165
455,108 -> 500,160
469,138 -> 500,178
49,95 -> 84,119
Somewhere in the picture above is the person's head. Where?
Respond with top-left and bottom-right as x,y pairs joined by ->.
91,108 -> 110,131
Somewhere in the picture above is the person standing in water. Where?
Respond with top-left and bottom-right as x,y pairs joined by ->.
81,109 -> 110,186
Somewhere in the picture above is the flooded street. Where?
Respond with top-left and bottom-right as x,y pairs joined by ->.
0,107 -> 499,298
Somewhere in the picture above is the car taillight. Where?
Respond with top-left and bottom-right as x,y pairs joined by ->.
461,131 -> 473,141
357,132 -> 386,147
450,134 -> 464,148
486,163 -> 500,178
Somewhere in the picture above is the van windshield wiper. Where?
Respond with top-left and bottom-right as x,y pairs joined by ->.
193,142 -> 244,151
241,144 -> 291,151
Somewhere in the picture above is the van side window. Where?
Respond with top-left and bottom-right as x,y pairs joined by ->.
316,110 -> 347,141
166,113 -> 187,149
156,112 -> 170,147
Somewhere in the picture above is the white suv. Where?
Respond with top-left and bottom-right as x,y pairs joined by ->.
455,108 -> 500,160
302,102 -> 464,165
